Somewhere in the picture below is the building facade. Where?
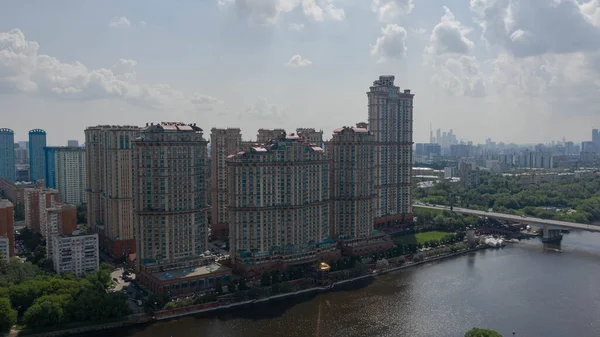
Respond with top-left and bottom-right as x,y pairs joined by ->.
210,128 -> 242,241
24,188 -> 59,233
329,126 -> 392,256
29,129 -> 47,182
0,200 -> 15,261
0,129 -> 16,182
52,232 -> 99,276
226,135 -> 338,276
85,125 -> 140,259
43,204 -> 78,259
296,128 -> 324,148
256,129 -> 286,143
367,76 -> 414,230
45,147 -> 86,204
133,122 -> 211,291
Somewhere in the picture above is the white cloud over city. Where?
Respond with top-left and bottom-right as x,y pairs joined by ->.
1,0 -> 599,145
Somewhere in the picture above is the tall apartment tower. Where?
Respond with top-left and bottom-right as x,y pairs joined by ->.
24,188 -> 59,233
226,134 -> 338,276
44,147 -> 86,205
367,75 -> 414,229
85,125 -> 140,258
0,200 -> 15,261
256,129 -> 286,143
210,128 -> 242,241
29,129 -> 47,182
0,129 -> 15,182
133,122 -> 209,277
329,125 -> 393,255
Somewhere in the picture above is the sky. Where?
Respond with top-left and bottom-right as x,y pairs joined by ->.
1,0 -> 600,146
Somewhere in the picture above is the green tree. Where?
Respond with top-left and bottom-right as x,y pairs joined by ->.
465,327 -> 503,337
260,272 -> 271,287
0,297 -> 17,333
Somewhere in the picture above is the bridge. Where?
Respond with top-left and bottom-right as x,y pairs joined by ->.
415,204 -> 600,242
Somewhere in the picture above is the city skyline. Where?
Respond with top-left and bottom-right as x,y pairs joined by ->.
2,1 -> 600,145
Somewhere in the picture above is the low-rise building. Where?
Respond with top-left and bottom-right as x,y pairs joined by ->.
52,232 -> 99,276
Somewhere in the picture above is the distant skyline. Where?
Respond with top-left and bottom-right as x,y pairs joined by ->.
2,0 -> 600,145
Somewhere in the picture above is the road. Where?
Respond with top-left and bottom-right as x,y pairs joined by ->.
415,204 -> 600,232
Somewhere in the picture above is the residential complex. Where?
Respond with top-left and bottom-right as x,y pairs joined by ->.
85,125 -> 140,258
0,128 -> 16,182
45,147 -> 86,205
0,200 -> 15,261
296,128 -> 324,148
52,232 -> 99,276
329,126 -> 393,255
29,129 -> 47,182
367,75 -> 414,229
43,204 -> 78,259
226,134 -> 338,275
210,128 -> 242,240
256,129 -> 286,143
24,187 -> 60,233
133,122 -> 216,295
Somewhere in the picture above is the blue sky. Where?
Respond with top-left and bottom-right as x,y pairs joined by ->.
1,0 -> 600,145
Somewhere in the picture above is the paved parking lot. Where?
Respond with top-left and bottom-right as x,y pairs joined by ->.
109,267 -> 144,314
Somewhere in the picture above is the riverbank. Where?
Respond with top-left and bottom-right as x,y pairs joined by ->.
8,246 -> 482,337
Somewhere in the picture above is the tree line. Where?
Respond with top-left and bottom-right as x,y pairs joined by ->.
0,259 -> 130,332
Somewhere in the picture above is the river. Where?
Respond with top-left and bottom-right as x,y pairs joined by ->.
93,232 -> 600,337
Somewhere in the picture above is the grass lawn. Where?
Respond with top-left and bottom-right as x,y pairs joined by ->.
393,231 -> 454,246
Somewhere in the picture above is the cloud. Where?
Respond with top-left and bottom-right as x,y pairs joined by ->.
219,0 -> 344,25
241,98 -> 287,120
372,0 -> 414,22
139,21 -> 147,27
0,29 -> 182,106
190,93 -> 223,112
289,23 -> 305,31
425,6 -> 474,55
371,24 -> 407,62
285,55 -> 313,67
470,0 -> 600,58
108,16 -> 131,28
424,7 -> 485,97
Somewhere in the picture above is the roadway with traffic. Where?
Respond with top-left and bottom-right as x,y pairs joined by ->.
415,203 -> 600,232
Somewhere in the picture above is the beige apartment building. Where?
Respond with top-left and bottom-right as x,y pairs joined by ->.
85,125 -> 140,259
296,128 -> 324,147
24,187 -> 59,233
226,134 -> 338,276
210,128 -> 242,241
367,75 -> 414,230
133,122 -> 213,292
256,129 -> 286,143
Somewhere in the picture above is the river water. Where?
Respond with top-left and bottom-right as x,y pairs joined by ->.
98,232 -> 600,337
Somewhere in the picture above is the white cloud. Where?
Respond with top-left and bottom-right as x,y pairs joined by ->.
371,24 -> 407,62
241,98 -> 287,120
190,93 -> 223,112
425,6 -> 474,55
218,0 -> 344,25
470,0 -> 600,58
0,29 -> 182,106
372,0 -> 414,22
285,55 -> 313,67
139,21 -> 147,27
289,23 -> 305,31
424,7 -> 485,97
108,16 -> 131,28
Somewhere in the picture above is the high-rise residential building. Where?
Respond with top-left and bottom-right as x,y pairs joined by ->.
0,200 -> 15,261
52,232 -> 99,276
0,129 -> 16,182
133,122 -> 219,294
24,188 -> 59,233
329,125 -> 393,256
256,129 -> 286,143
367,75 -> 414,230
227,134 -> 338,275
14,143 -> 29,166
29,129 -> 47,182
67,140 -> 79,147
210,128 -> 242,241
85,125 -> 139,259
43,204 -> 78,259
296,128 -> 324,147
44,147 -> 86,204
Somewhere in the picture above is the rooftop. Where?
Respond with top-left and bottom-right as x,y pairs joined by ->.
150,263 -> 230,281
0,199 -> 13,208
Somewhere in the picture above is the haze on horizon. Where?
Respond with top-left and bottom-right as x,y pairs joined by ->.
1,0 -> 599,146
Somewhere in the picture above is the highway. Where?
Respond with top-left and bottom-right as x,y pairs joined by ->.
415,204 -> 600,232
